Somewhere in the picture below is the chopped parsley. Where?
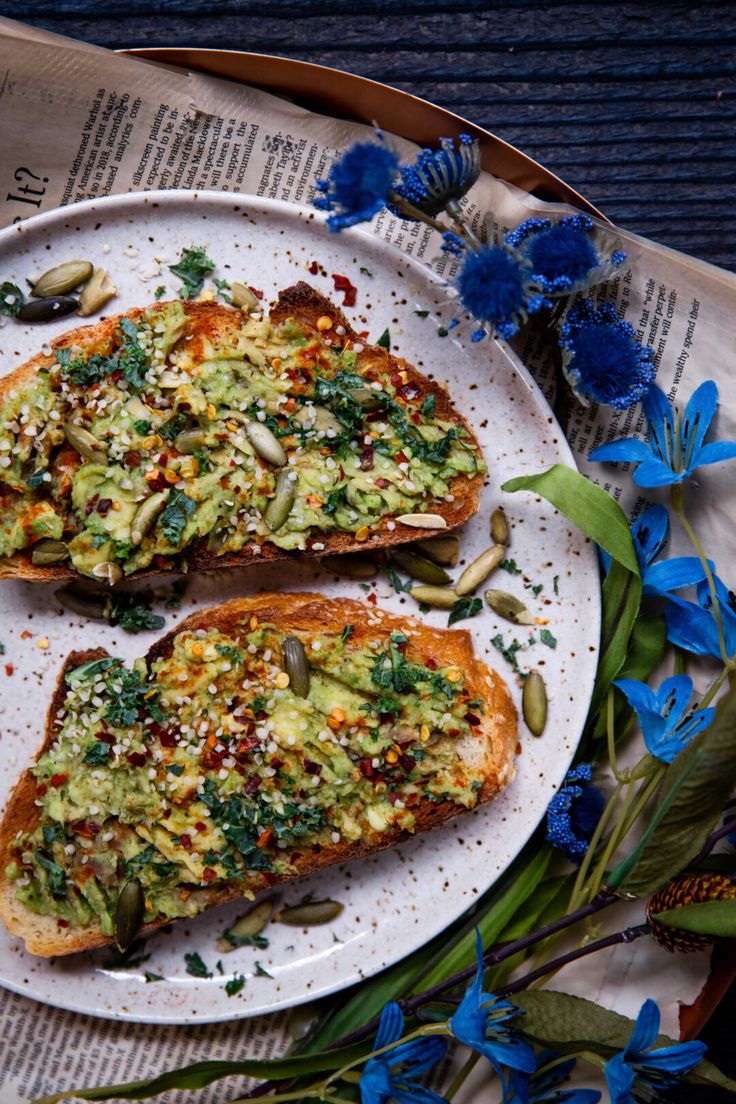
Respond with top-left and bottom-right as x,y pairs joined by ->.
108,593 -> 165,634
125,845 -> 176,879
254,961 -> 273,978
540,628 -> 557,649
225,974 -> 246,996
421,394 -> 436,418
55,318 -> 149,391
0,281 -> 24,317
169,246 -> 215,299
385,567 -> 411,594
213,277 -> 232,303
154,286 -> 166,300
323,485 -> 348,516
161,491 -> 196,546
448,597 -> 482,626
376,328 -> 391,349
341,624 -> 355,644
104,664 -> 165,728
159,413 -> 190,441
371,631 -> 457,713
35,851 -> 67,897
437,326 -> 449,337
133,418 -> 152,435
83,740 -> 111,766
553,575 -> 559,595
192,447 -> 212,474
500,559 -> 522,575
26,469 -> 46,490
414,309 -> 429,318
222,930 -> 270,950
144,971 -> 164,983
490,633 -> 524,674
360,267 -> 373,277
167,763 -> 185,776
215,643 -> 243,664
184,952 -> 212,978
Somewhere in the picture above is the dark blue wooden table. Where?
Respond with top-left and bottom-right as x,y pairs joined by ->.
7,0 -> 736,271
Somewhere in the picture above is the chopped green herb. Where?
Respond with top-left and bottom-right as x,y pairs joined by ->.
105,664 -> 164,728
108,593 -> 165,634
213,277 -> 232,303
154,285 -> 166,300
0,642 -> 5,655
332,931 -> 343,943
323,485 -> 348,516
254,961 -> 273,978
26,469 -> 46,490
359,267 -> 373,277
184,952 -> 212,978
161,491 -> 196,546
167,763 -> 185,776
0,281 -> 24,317
448,597 -> 482,626
125,844 -> 176,879
117,318 -> 149,390
500,558 -> 522,575
376,328 -> 391,349
144,971 -> 164,983
490,632 -> 525,673
437,326 -> 449,337
83,740 -> 111,766
524,582 -> 544,597
385,567 -> 411,594
341,624 -> 355,644
414,310 -> 429,318
421,394 -> 436,418
222,930 -> 270,950
103,940 -> 150,969
540,628 -> 557,649
169,246 -> 215,299
133,418 -> 152,435
35,851 -> 68,896
553,575 -> 559,595
215,959 -> 225,976
225,974 -> 246,996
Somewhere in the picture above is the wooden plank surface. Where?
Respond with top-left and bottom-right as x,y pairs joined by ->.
4,1 -> 735,270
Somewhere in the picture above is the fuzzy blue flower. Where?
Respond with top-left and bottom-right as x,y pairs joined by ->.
505,215 -> 626,296
314,141 -> 399,231
360,1001 -> 448,1104
591,379 -> 736,485
450,930 -> 535,1099
665,574 -> 736,661
510,1054 -> 601,1103
558,300 -> 655,410
393,134 -> 481,218
598,504 -> 708,598
545,764 -> 604,863
614,675 -> 714,764
604,998 -> 706,1104
456,246 -> 549,341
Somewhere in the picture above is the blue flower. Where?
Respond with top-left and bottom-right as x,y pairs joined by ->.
456,246 -> 549,341
450,931 -> 535,1099
510,1054 -> 601,1103
393,135 -> 481,218
505,215 -> 626,296
614,675 -> 715,764
558,300 -> 655,410
314,141 -> 399,231
545,764 -> 604,863
599,504 -> 708,598
590,380 -> 736,486
604,998 -> 706,1104
360,1002 -> 448,1104
665,574 -> 736,660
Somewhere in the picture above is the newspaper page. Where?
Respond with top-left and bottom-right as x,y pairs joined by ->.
0,17 -> 732,1102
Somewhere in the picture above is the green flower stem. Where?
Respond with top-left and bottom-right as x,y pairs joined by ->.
674,503 -> 733,668
698,664 -> 731,711
582,768 -> 663,903
606,689 -> 626,782
567,781 -> 624,912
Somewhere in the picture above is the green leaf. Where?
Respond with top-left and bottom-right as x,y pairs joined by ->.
168,246 -> 215,299
654,900 -> 736,938
448,597 -> 482,626
611,684 -> 736,896
376,327 -> 390,349
31,1042 -> 374,1103
511,990 -> 735,1091
502,465 -> 641,719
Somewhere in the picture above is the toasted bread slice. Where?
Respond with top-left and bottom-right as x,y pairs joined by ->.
0,283 -> 484,582
0,593 -> 517,957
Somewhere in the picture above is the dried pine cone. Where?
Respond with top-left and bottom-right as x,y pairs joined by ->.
647,873 -> 736,954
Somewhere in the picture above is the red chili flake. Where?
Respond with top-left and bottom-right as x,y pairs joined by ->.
411,413 -> 421,425
398,754 -> 415,773
72,821 -> 95,839
365,410 -> 384,423
158,728 -> 178,748
367,592 -> 377,605
360,446 -> 374,471
257,827 -> 272,849
96,730 -> 115,745
84,495 -> 99,517
397,383 -> 420,401
179,834 -> 192,850
391,373 -> 403,387
405,792 -> 419,807
5,664 -> 14,676
36,783 -> 48,797
308,261 -> 319,275
195,821 -> 207,832
425,658 -> 438,670
464,712 -> 481,726
394,450 -> 409,464
162,808 -> 172,819
331,273 -> 357,307
249,286 -> 263,299
96,498 -> 112,516
359,758 -> 375,778
88,822 -> 101,836
270,756 -> 285,770
50,773 -> 68,788
57,918 -> 70,929
244,776 -> 261,794
304,759 -> 322,776
448,728 -> 460,737
202,867 -> 217,883
126,751 -> 147,767
388,791 -> 402,805
375,477 -> 387,489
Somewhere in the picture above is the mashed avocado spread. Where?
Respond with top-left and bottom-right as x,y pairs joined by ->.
7,618 -> 487,934
0,301 -> 483,578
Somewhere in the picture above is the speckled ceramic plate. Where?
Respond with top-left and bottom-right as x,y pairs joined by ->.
0,191 -> 600,1024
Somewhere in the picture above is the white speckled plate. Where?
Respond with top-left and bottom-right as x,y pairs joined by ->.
0,191 -> 600,1024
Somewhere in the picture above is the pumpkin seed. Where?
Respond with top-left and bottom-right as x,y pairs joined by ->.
277,899 -> 344,926
391,548 -> 452,585
490,507 -> 509,546
56,584 -> 109,620
115,880 -> 144,952
264,469 -> 295,531
125,396 -> 153,421
91,561 -> 123,586
484,588 -> 535,625
522,670 -> 547,736
30,539 -> 70,566
174,428 -> 205,454
62,421 -> 107,464
409,585 -> 458,609
292,403 -> 343,437
217,900 -> 273,952
245,421 -> 287,467
230,281 -> 261,311
131,491 -> 169,546
32,260 -> 93,298
18,295 -> 79,323
282,635 -> 310,697
455,544 -> 505,596
321,554 -> 377,580
396,513 -> 448,530
414,535 -> 460,567
78,267 -> 117,316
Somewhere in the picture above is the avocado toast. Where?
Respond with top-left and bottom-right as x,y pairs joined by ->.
0,283 -> 484,583
0,593 -> 517,956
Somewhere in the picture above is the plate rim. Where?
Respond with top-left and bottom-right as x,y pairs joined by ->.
0,188 -> 601,1024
